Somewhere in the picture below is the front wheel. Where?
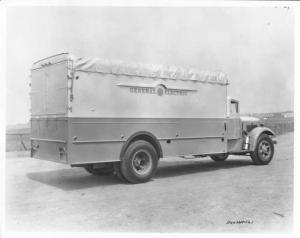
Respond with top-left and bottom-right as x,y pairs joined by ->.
250,134 -> 274,165
120,140 -> 158,184
210,153 -> 229,162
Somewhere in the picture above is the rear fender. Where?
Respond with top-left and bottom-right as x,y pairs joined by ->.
248,126 -> 276,151
120,131 -> 163,160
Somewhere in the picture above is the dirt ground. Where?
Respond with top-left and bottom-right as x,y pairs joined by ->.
5,132 -> 293,232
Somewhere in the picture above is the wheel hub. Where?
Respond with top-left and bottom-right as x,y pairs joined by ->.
259,141 -> 271,160
132,150 -> 152,175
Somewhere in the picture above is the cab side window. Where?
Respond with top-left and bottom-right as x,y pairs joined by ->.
230,101 -> 239,115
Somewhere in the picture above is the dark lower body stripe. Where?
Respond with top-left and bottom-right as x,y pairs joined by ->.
72,135 -> 224,144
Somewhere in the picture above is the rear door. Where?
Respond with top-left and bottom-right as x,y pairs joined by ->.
30,54 -> 70,163
31,60 -> 68,116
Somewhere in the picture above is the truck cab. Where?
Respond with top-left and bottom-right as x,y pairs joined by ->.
222,97 -> 276,160
227,97 -> 262,133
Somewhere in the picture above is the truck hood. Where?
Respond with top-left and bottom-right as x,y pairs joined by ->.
240,116 -> 260,123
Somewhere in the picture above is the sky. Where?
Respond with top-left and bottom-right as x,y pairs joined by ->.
6,7 -> 294,125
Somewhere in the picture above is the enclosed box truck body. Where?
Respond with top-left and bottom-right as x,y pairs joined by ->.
30,53 -> 276,183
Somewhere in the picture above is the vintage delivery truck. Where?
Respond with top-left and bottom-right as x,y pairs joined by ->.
30,53 -> 276,183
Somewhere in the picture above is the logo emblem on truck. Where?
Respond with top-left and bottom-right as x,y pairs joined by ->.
117,83 -> 197,96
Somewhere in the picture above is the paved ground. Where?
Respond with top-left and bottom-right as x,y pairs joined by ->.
5,132 -> 293,232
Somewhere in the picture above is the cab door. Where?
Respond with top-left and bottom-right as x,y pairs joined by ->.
226,98 -> 242,140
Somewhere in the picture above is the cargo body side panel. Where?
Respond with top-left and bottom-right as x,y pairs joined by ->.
70,72 -> 227,119
67,70 -> 228,164
67,118 -> 227,165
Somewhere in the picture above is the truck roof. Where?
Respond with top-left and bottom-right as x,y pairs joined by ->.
32,53 -> 229,85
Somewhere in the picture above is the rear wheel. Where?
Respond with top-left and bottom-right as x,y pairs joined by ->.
120,140 -> 158,184
210,153 -> 229,162
250,134 -> 274,165
113,162 -> 128,182
84,164 -> 114,176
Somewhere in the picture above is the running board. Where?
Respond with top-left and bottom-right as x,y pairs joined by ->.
180,155 -> 197,159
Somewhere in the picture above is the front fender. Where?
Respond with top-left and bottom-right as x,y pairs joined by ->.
248,126 -> 276,151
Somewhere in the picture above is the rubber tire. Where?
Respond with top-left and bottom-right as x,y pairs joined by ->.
210,153 -> 229,162
84,164 -> 114,176
113,162 -> 128,182
250,134 -> 274,165
120,140 -> 158,184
